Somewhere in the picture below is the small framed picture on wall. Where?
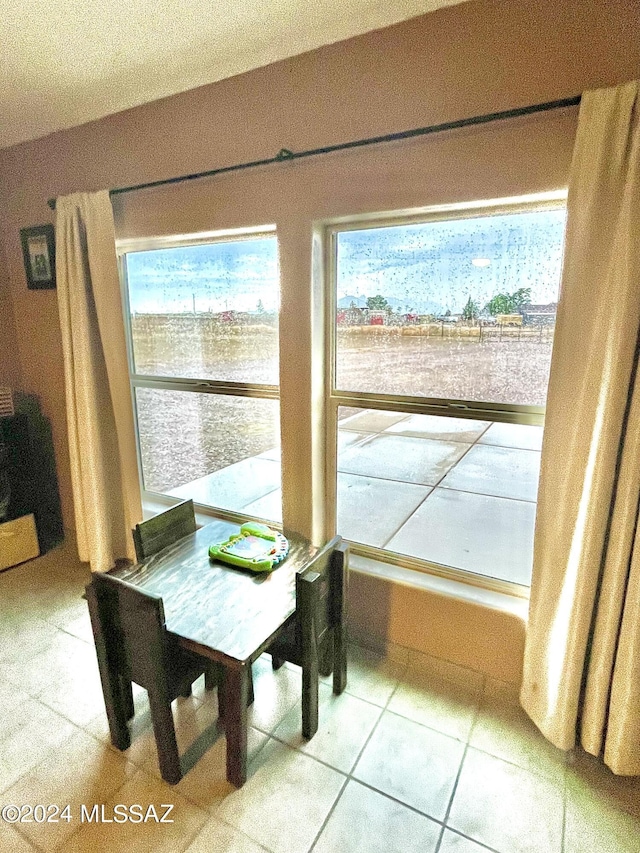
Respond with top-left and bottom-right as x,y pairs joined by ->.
20,223 -> 56,290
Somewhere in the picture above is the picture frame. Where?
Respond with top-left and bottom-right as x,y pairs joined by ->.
20,224 -> 56,290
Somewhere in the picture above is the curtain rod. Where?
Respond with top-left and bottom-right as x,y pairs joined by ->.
47,95 -> 581,210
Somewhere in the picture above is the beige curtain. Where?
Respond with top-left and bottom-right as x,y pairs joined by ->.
521,81 -> 640,775
55,191 -> 141,572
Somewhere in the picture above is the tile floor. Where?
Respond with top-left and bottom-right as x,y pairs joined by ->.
170,412 -> 542,586
2,543 -> 640,852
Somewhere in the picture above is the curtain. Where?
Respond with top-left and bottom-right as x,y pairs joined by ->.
520,81 -> 640,775
55,191 -> 141,572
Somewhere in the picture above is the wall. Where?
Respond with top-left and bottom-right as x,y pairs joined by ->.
0,0 -> 638,680
0,240 -> 21,389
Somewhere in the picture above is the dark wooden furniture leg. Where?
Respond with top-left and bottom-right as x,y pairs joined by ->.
332,545 -> 348,695
223,664 -> 250,787
148,687 -> 182,785
300,571 -> 320,739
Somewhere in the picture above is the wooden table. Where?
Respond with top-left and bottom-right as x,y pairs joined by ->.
103,519 -> 324,786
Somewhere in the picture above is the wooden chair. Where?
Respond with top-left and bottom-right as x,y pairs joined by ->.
132,499 -> 197,562
86,572 -> 222,784
267,536 -> 348,739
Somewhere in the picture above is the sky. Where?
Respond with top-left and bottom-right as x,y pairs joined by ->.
125,208 -> 566,315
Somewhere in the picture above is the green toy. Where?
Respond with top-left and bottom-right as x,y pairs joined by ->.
208,522 -> 289,573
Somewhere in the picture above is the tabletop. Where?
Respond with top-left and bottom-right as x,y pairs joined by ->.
110,519 -> 320,665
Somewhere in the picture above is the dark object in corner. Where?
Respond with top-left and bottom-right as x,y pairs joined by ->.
0,398 -> 63,554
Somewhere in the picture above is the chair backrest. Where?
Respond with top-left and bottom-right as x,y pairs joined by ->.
91,572 -> 170,690
132,499 -> 196,562
295,535 -> 347,646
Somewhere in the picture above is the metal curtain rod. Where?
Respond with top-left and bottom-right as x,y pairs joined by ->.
47,95 -> 581,210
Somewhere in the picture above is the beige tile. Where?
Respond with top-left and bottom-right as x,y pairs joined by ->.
0,700 -> 79,794
438,829 -> 493,853
0,821 -> 37,853
313,779 -> 440,853
565,765 -> 640,853
36,666 -> 109,727
59,767 -> 208,853
338,410 -> 410,433
215,739 -> 344,853
406,651 -> 485,692
338,434 -> 470,486
272,683 -> 382,772
566,747 -> 640,821
160,727 -> 269,811
331,642 -> 407,707
440,444 -> 541,502
447,747 -> 564,853
2,728 -> 136,849
479,422 -> 544,451
247,656 -> 302,733
470,678 -> 566,784
387,487 -> 535,585
353,711 -> 465,820
337,472 -> 431,547
384,414 -> 491,443
170,457 -> 280,514
3,630 -> 97,696
388,666 -> 481,742
184,816 -> 271,853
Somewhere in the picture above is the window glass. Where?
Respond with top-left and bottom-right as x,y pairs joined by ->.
335,208 -> 565,406
126,237 -> 279,383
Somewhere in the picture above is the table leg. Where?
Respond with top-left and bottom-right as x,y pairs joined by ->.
223,664 -> 249,787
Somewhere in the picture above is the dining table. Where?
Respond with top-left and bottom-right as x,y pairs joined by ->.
91,518 -> 332,787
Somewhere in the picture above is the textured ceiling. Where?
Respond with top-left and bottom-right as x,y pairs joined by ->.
0,0 -> 470,150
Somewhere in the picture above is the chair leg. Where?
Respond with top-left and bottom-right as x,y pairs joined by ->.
319,638 -> 333,677
179,684 -> 193,699
299,574 -> 320,740
222,665 -> 250,787
148,689 -> 182,785
204,665 -> 218,690
271,654 -> 285,670
121,677 -> 135,720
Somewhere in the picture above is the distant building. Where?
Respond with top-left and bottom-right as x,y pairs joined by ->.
521,302 -> 557,326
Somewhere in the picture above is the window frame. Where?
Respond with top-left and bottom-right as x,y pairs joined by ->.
324,193 -> 568,596
117,226 -> 281,524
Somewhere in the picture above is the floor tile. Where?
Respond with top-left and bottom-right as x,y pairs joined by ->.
247,655 -> 303,733
438,829 -> 494,852
470,678 -> 566,784
338,434 -> 470,486
565,765 -> 640,853
386,488 -> 535,585
447,747 -> 564,853
313,779 -> 440,853
384,414 -> 491,443
479,422 -> 544,451
0,822 -> 36,853
214,739 -> 345,853
60,767 -> 208,853
272,682 -> 382,772
184,816 -> 272,853
353,711 -> 465,820
2,728 -> 136,850
241,488 -> 282,522
169,457 -> 281,513
333,642 -> 407,707
338,410 -> 410,433
388,666 -> 481,742
439,444 -> 541,502
337,472 -> 431,547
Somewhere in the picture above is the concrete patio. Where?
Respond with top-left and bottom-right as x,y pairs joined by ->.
169,411 -> 543,587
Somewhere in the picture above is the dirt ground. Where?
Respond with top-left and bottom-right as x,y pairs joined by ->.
133,318 -> 554,491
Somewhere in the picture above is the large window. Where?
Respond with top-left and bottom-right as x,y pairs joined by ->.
329,199 -> 566,590
121,230 -> 281,522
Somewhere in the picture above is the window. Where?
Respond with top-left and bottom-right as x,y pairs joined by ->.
121,230 -> 281,523
329,198 -> 566,590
